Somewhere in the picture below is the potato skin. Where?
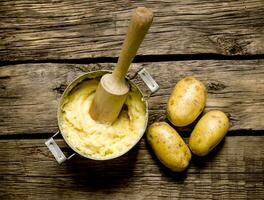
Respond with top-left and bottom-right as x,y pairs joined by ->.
189,110 -> 229,156
147,122 -> 191,172
167,77 -> 207,127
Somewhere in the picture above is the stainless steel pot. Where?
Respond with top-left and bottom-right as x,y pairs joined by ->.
45,68 -> 159,164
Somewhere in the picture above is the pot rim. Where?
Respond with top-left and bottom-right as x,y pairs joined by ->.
57,70 -> 149,161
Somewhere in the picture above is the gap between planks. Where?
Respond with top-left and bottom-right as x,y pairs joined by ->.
0,53 -> 264,67
0,130 -> 263,141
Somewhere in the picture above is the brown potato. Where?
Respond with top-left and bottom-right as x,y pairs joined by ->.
189,110 -> 229,156
147,122 -> 191,172
167,77 -> 207,127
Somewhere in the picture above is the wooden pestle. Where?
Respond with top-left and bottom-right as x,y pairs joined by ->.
89,7 -> 153,124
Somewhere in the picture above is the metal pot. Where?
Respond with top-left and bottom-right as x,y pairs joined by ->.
45,68 -> 159,164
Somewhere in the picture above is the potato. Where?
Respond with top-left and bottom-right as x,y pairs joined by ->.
189,110 -> 229,156
167,76 -> 207,127
147,122 -> 191,172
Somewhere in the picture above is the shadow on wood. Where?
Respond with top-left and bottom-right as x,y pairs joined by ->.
191,137 -> 226,168
64,142 -> 140,189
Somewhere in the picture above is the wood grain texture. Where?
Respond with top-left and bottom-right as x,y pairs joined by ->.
1,0 -> 264,61
0,136 -> 263,200
1,61 -> 263,135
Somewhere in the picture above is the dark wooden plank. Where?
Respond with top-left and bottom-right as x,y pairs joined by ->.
1,61 -> 263,135
0,0 -> 264,61
0,136 -> 263,199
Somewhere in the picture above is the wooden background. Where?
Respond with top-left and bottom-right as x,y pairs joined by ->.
0,0 -> 263,199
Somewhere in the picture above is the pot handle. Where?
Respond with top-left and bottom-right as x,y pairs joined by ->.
45,131 -> 76,164
137,68 -> 159,96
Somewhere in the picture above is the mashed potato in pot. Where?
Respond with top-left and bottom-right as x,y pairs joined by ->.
59,78 -> 147,159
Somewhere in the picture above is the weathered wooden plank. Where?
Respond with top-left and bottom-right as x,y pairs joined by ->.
0,61 -> 263,135
0,136 -> 263,199
0,0 -> 264,61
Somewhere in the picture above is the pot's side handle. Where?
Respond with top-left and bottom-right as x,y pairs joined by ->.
45,131 -> 76,164
138,68 -> 159,95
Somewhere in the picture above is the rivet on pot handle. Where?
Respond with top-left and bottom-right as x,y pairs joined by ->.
45,131 -> 76,164
138,68 -> 159,95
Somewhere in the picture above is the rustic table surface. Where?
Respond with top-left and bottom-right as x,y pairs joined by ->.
0,0 -> 264,199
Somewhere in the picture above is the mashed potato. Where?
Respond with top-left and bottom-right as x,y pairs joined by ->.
60,78 -> 147,159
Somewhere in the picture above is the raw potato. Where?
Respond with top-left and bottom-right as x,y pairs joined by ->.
147,122 -> 191,172
189,110 -> 229,156
167,76 -> 207,127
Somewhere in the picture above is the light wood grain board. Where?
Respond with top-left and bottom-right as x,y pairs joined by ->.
0,0 -> 264,61
0,136 -> 263,200
1,61 -> 263,135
